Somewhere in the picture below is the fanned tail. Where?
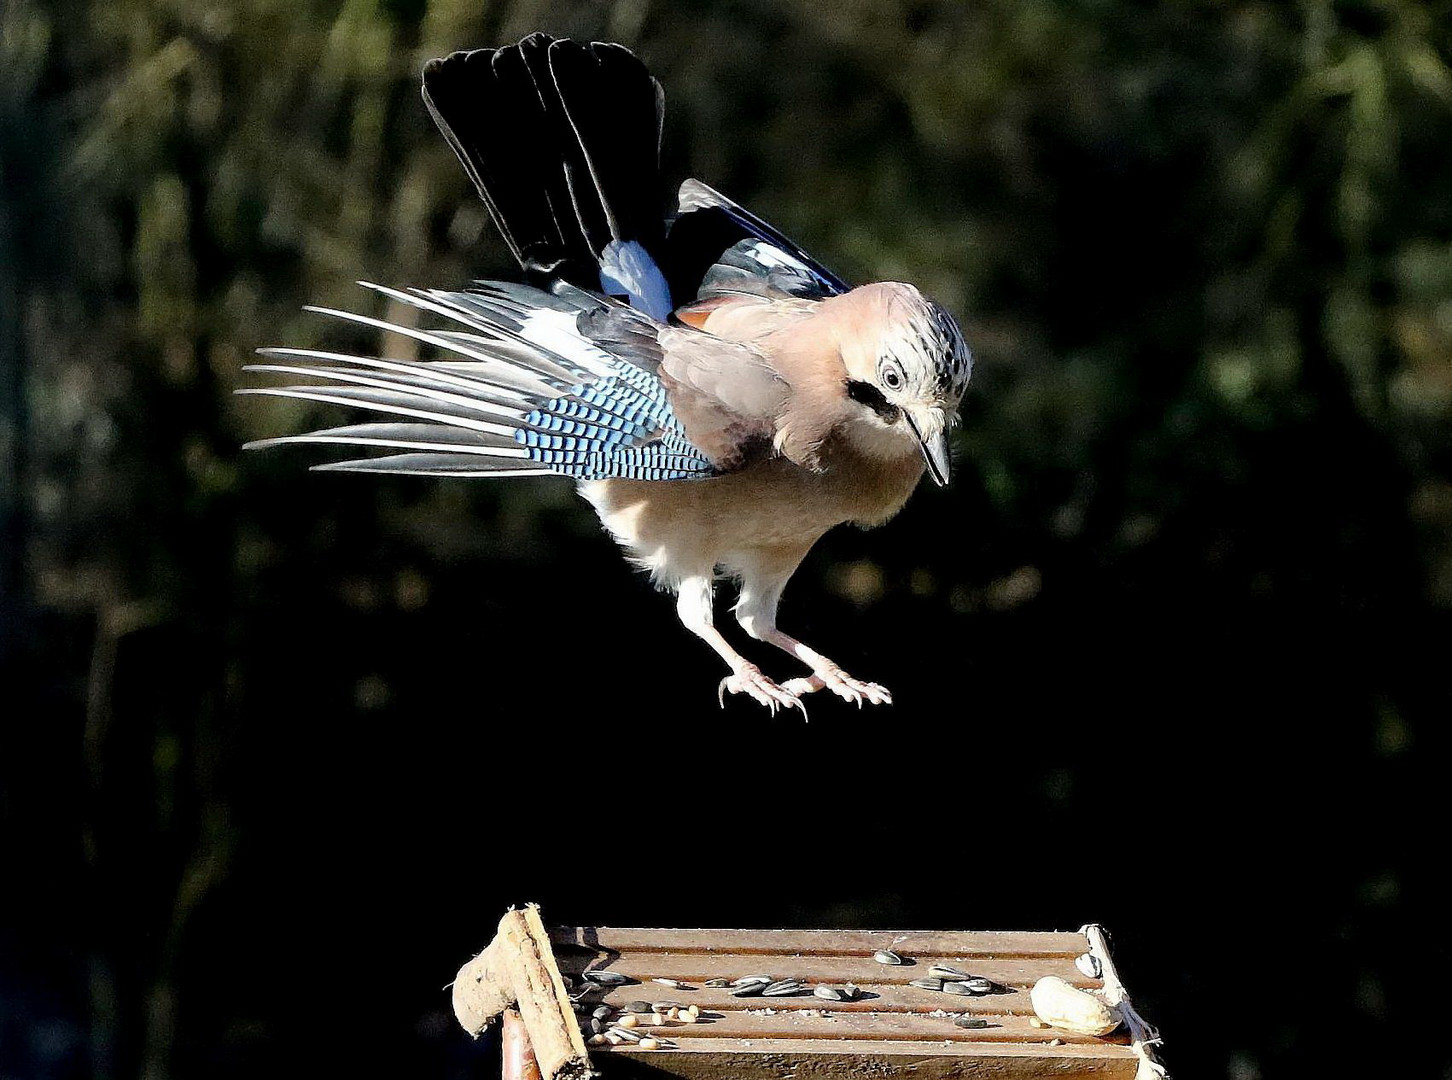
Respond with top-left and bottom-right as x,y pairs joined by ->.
240,283 -> 714,481
422,35 -> 671,318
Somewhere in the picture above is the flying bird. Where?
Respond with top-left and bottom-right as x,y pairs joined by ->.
243,33 -> 972,714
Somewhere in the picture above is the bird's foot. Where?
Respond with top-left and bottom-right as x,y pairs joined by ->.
718,664 -> 807,718
780,669 -> 892,707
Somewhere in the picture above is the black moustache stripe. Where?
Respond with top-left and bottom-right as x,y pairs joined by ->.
846,380 -> 901,423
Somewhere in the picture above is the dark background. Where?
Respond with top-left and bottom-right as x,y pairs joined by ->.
2,1 -> 1448,1077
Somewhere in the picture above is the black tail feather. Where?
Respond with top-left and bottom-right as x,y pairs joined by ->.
422,34 -> 665,291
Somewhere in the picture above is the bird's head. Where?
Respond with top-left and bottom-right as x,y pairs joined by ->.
834,282 -> 972,486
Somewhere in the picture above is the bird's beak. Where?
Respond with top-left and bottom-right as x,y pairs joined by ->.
904,407 -> 951,487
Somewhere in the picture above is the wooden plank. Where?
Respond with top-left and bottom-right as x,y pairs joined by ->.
591,1010 -> 1127,1045
552,928 -> 1088,958
559,952 -> 1094,989
590,1038 -> 1137,1080
585,983 -> 1040,1016
545,926 -> 1137,1079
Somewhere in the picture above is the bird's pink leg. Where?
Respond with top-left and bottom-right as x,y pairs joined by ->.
675,574 -> 805,716
733,555 -> 892,707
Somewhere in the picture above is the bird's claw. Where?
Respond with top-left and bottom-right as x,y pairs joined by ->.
719,666 -> 808,718
781,670 -> 893,707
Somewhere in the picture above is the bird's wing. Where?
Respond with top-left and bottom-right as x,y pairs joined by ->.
665,179 -> 850,305
241,281 -> 788,479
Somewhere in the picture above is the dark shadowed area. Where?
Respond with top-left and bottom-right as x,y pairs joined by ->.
1,2 -> 1447,1078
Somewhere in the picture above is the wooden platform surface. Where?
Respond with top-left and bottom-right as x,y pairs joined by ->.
551,927 -> 1138,1079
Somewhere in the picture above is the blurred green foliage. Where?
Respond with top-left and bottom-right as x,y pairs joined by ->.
3,2 -> 1450,1079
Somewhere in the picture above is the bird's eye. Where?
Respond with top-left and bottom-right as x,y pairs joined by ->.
881,363 -> 903,391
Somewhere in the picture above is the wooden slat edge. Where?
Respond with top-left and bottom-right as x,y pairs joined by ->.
553,927 -> 1089,958
592,1038 -> 1138,1080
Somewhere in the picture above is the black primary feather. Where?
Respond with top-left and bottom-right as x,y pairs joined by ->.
665,179 -> 850,304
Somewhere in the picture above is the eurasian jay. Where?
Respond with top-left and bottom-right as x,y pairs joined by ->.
244,33 -> 972,714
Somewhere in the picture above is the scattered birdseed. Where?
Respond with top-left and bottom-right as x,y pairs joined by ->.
964,978 -> 995,994
910,977 -> 945,991
956,1017 -> 990,1029
704,979 -> 731,988
652,978 -> 684,988
762,979 -> 804,997
873,949 -> 903,965
814,986 -> 846,1001
584,971 -> 631,986
732,975 -> 773,987
592,1005 -> 613,1021
929,965 -> 972,981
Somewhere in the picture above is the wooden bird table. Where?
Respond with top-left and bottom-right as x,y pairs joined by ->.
452,912 -> 1164,1080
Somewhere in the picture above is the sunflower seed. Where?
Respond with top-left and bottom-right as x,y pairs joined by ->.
589,1017 -> 604,1035
732,975 -> 773,987
652,978 -> 684,988
638,1038 -> 661,1051
1075,953 -> 1102,979
955,1017 -> 990,1029
584,971 -> 631,986
704,978 -> 731,988
762,980 -> 804,996
624,1000 -> 654,1014
651,1001 -> 683,1013
608,1026 -> 643,1043
929,965 -> 972,981
616,1014 -> 639,1030
730,982 -> 766,997
841,984 -> 862,1001
941,981 -> 975,996
910,977 -> 945,991
592,1005 -> 613,1021
964,978 -> 995,994
873,949 -> 903,965
813,986 -> 846,1001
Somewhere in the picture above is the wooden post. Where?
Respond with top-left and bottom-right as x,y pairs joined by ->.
451,906 -> 590,1080
502,1008 -> 543,1080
